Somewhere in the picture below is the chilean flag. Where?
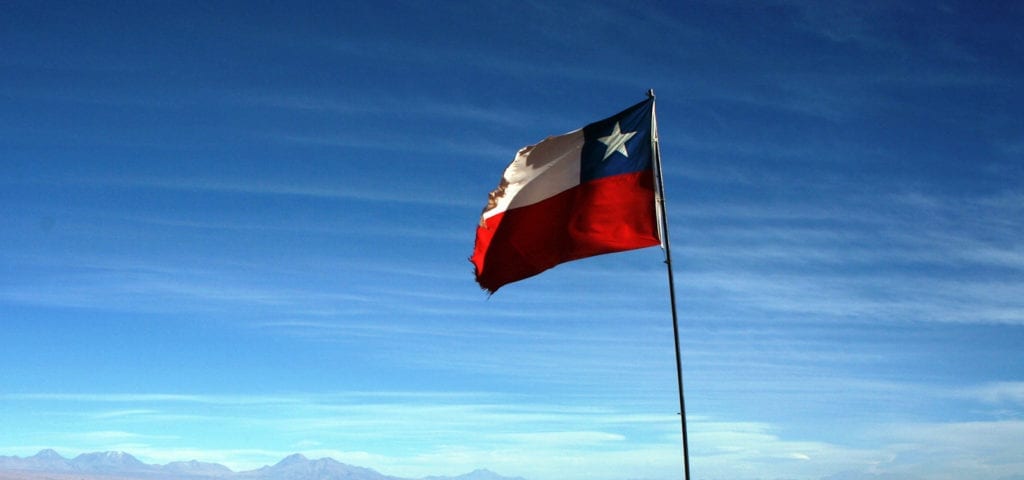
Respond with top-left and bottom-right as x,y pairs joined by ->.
472,97 -> 661,293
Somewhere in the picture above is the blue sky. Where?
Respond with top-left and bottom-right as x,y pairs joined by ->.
2,1 -> 1023,480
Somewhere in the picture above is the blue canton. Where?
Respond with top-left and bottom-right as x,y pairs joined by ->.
579,98 -> 654,183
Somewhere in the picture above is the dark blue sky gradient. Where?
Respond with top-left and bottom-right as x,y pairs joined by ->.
2,2 -> 1022,480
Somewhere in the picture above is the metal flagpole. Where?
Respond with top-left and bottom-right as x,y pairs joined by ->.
647,89 -> 691,480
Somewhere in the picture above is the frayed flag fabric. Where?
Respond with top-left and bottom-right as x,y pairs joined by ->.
471,97 -> 661,293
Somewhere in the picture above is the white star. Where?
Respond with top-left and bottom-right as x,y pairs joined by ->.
596,122 -> 637,161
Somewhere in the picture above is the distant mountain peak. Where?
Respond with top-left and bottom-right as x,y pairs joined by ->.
163,459 -> 234,475
276,452 -> 310,465
72,451 -> 147,471
8,449 -> 72,471
83,450 -> 126,458
32,449 -> 64,459
424,468 -> 528,480
2,449 -> 526,480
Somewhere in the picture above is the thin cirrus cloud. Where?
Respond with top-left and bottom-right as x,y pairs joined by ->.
67,430 -> 177,443
71,175 -> 478,208
88,410 -> 160,420
231,91 -> 542,130
959,382 -> 1024,406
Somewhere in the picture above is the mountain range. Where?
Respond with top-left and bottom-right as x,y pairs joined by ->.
0,450 -> 525,480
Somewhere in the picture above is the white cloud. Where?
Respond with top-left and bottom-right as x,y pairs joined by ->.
1,393 -> 305,405
864,420 -> 1024,479
690,420 -> 882,479
494,431 -> 625,445
686,417 -> 1024,480
89,409 -> 159,419
65,430 -> 179,444
962,382 -> 1024,406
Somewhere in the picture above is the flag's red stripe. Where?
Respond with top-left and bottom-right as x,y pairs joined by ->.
472,170 -> 659,293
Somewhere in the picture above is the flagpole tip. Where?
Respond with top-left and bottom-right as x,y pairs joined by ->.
647,89 -> 655,99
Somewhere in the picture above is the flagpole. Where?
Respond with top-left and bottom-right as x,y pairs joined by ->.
648,89 -> 691,480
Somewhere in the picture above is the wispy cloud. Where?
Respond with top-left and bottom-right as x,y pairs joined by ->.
688,416 -> 1024,480
230,91 -> 541,129
90,410 -> 160,419
495,430 -> 625,446
665,187 -> 1024,327
960,382 -> 1024,407
66,430 -> 177,442
1,393 -> 306,405
76,175 -> 478,208
265,131 -> 511,161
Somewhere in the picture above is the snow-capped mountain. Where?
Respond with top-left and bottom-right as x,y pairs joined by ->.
72,451 -> 150,472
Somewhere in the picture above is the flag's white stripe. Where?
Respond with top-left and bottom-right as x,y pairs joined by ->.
482,129 -> 584,220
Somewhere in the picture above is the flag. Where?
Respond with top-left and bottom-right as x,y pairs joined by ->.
471,97 -> 661,293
